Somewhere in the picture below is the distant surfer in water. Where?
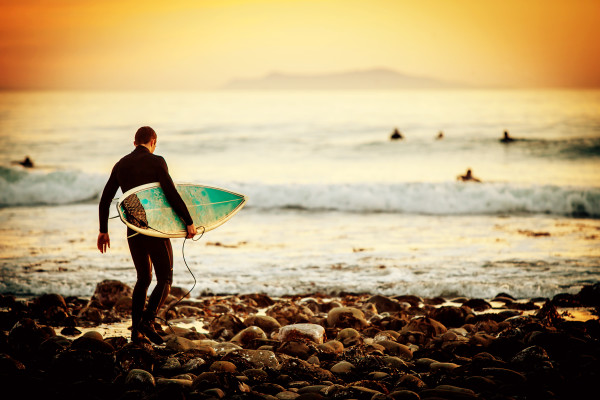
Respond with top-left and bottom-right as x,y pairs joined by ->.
12,156 -> 34,168
436,131 -> 444,140
390,128 -> 403,140
97,126 -> 197,344
457,168 -> 481,182
500,130 -> 515,143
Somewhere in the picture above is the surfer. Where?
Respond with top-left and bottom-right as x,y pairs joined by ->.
436,131 -> 444,140
97,126 -> 197,345
12,156 -> 34,168
500,130 -> 515,143
457,168 -> 481,182
390,128 -> 403,140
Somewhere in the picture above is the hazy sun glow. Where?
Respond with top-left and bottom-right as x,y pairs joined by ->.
1,0 -> 599,89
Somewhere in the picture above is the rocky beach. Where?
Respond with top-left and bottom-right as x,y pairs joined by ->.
1,280 -> 599,400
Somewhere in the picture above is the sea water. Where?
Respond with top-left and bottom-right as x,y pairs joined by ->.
0,90 -> 599,299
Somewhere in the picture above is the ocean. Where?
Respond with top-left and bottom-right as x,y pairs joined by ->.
1,89 -> 599,299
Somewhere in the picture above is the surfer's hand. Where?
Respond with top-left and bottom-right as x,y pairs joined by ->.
186,224 -> 197,239
97,233 -> 110,253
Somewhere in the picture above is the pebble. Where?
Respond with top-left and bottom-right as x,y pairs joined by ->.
278,323 -> 325,344
209,360 -> 237,372
125,368 -> 155,391
330,360 -> 355,374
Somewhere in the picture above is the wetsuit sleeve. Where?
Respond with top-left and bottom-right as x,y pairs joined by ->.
156,157 -> 194,226
98,163 -> 120,233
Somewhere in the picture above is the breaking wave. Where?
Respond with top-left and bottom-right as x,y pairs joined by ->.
1,166 -> 598,217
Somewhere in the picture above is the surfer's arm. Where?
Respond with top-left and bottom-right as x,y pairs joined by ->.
99,164 -> 120,233
97,233 -> 110,253
156,157 -> 194,226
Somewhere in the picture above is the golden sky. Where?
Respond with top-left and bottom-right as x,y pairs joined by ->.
1,0 -> 599,89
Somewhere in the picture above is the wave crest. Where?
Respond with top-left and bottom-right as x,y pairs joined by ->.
0,166 -> 105,206
2,166 -> 598,217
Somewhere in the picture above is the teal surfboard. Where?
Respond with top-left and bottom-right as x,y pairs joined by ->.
117,182 -> 247,238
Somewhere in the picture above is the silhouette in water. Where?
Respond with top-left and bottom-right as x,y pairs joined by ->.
13,156 -> 34,168
500,130 -> 515,143
390,128 -> 403,140
457,168 -> 481,182
436,131 -> 444,140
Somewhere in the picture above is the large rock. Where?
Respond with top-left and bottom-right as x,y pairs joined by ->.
429,306 -> 472,328
244,315 -> 281,334
33,294 -> 68,324
400,317 -> 447,339
208,313 -> 245,337
366,295 -> 406,313
278,323 -> 325,344
125,369 -> 156,391
8,318 -> 55,360
231,326 -> 267,347
279,357 -> 334,382
164,336 -> 217,356
229,349 -> 279,369
91,280 -> 133,309
327,307 -> 368,329
266,302 -> 314,325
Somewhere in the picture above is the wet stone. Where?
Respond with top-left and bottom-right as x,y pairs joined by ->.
91,279 -> 133,309
231,326 -> 267,347
209,360 -> 237,373
367,295 -> 405,313
276,391 -> 301,400
158,357 -> 182,373
182,357 -> 206,373
278,340 -> 311,359
336,328 -> 362,347
244,315 -> 282,334
396,374 -> 427,391
61,326 -> 82,336
327,307 -> 368,329
377,340 -> 413,360
278,323 -> 325,344
244,368 -> 269,383
330,360 -> 355,374
125,369 -> 156,392
317,340 -> 344,356
231,349 -> 280,369
253,382 -> 286,395
203,388 -> 226,398
388,389 -> 421,400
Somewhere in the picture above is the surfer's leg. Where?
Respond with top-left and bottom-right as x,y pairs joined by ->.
135,237 -> 173,345
128,233 -> 153,342
146,237 -> 174,315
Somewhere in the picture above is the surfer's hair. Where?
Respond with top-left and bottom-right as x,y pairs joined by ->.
135,126 -> 157,145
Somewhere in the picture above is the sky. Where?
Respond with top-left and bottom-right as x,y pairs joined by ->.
1,0 -> 599,90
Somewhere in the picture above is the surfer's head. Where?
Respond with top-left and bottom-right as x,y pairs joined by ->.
134,126 -> 157,152
135,126 -> 157,145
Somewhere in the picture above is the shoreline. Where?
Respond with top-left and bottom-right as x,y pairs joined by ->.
1,280 -> 599,399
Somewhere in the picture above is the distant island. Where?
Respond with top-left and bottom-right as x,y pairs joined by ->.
221,68 -> 466,90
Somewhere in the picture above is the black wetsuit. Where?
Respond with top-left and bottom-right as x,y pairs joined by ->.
98,145 -> 193,326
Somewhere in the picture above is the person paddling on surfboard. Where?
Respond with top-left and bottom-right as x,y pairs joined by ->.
97,126 -> 197,345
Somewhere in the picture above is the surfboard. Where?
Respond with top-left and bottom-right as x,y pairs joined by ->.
117,182 -> 247,238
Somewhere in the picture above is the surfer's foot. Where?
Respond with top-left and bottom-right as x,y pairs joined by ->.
131,330 -> 151,345
139,320 -> 164,345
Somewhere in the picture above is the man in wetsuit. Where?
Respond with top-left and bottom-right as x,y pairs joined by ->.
97,126 -> 197,344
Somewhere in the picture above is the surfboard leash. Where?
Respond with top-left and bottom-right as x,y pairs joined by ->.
154,226 -> 205,336
112,201 -> 209,336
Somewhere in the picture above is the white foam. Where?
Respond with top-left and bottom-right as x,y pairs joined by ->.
2,166 -> 598,217
233,181 -> 600,217
0,166 -> 105,206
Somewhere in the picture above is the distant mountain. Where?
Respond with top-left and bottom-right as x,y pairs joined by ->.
222,68 -> 465,90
